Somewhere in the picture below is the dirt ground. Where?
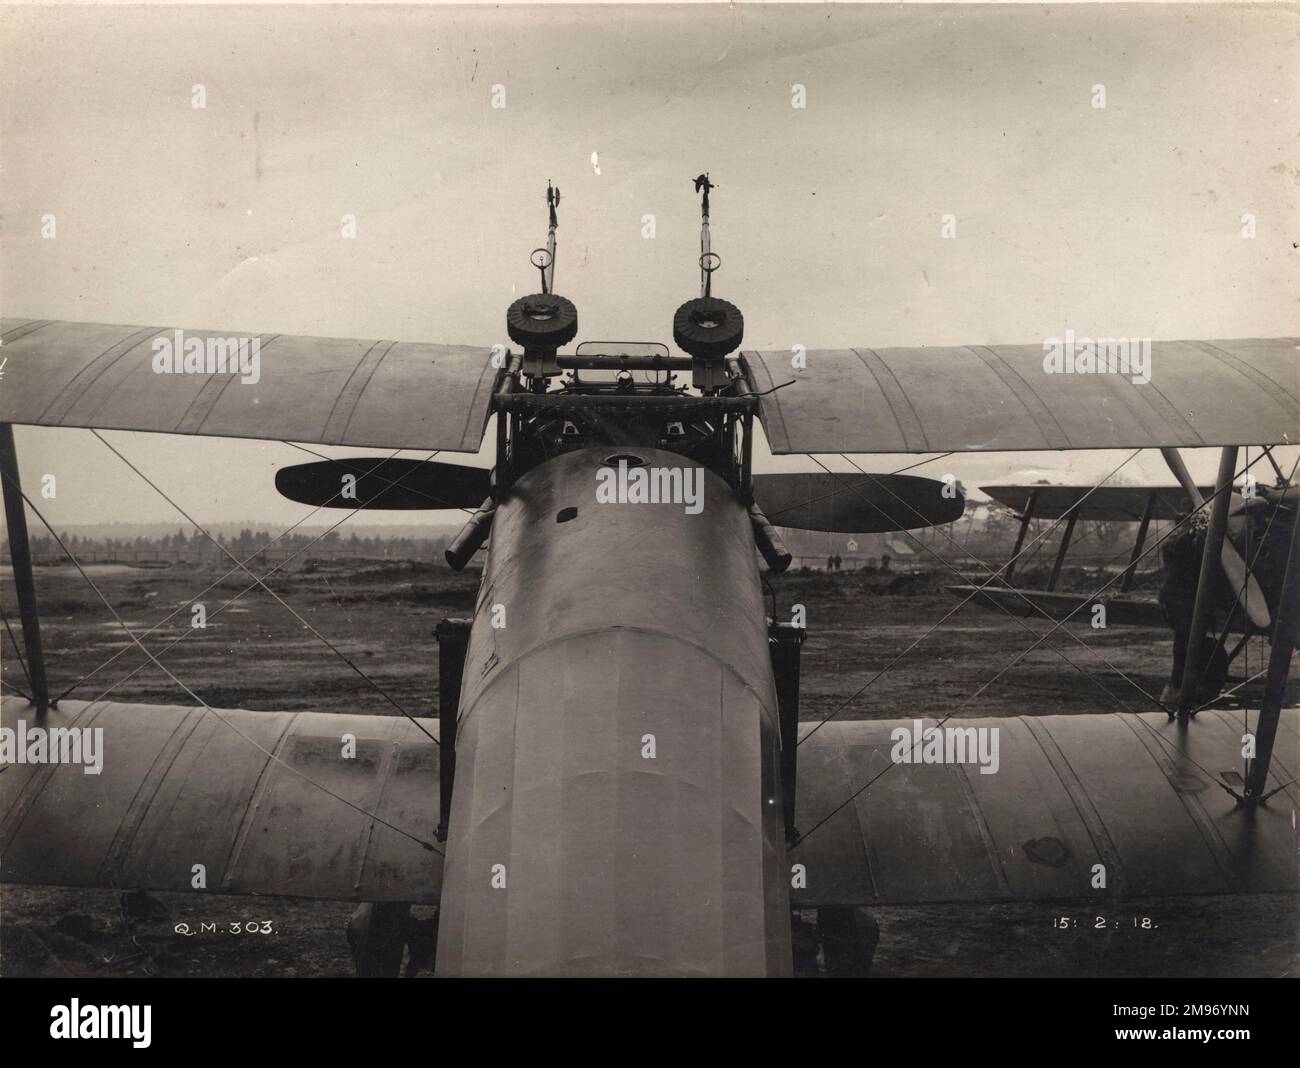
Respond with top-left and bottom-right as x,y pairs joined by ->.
2,558 -> 1296,977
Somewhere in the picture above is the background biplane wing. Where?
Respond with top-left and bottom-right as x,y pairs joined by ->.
981,484 -> 1211,521
5,697 -> 1296,906
742,339 -> 1299,454
0,319 -> 499,452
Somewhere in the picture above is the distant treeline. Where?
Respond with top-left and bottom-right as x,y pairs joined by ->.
8,508 -> 1159,572
19,528 -> 455,566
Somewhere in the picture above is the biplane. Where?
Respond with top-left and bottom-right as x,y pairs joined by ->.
949,452 -> 1298,708
1,180 -> 1297,977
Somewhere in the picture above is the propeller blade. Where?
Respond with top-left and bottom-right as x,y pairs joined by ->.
1160,448 -> 1270,629
275,458 -> 490,511
752,472 -> 964,534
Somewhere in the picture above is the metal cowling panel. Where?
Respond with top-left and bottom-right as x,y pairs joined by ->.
436,448 -> 791,977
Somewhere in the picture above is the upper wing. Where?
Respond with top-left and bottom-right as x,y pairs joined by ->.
0,319 -> 499,453
981,484 -> 1208,521
742,339 -> 1299,454
0,696 -> 441,902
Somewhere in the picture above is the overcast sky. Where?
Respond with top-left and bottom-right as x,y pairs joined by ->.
2,3 -> 1296,529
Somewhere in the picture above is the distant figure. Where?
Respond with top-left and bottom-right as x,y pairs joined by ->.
880,553 -> 891,573
826,555 -> 835,572
833,554 -> 843,572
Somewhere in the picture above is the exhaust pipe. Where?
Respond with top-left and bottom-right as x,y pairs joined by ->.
446,497 -> 496,571
749,503 -> 793,573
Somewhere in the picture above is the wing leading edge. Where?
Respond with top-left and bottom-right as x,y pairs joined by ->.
0,319 -> 499,453
743,339 -> 1298,454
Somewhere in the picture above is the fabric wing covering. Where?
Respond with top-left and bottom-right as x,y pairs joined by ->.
0,319 -> 500,452
0,697 -> 444,902
3,697 -> 1294,904
742,339 -> 1299,454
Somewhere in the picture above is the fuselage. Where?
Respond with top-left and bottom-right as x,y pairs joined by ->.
434,447 -> 792,976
